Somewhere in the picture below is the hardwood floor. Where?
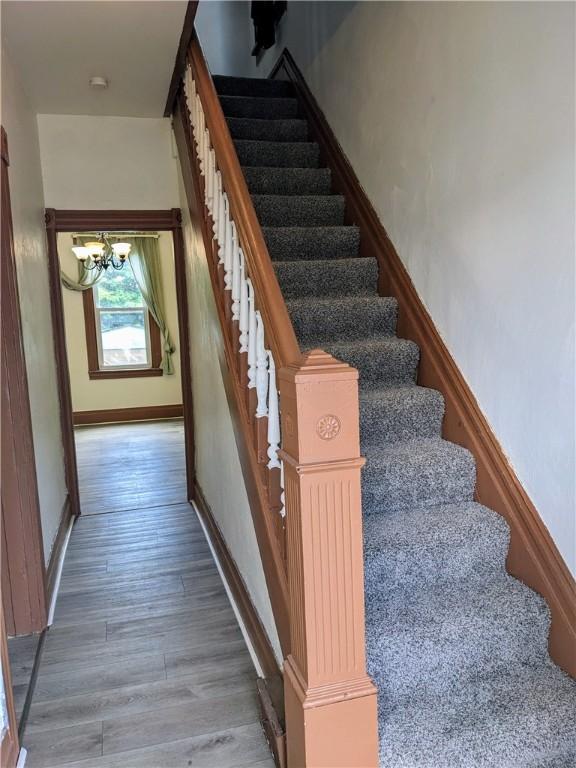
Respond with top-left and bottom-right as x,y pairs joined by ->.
75,420 -> 188,515
22,421 -> 273,768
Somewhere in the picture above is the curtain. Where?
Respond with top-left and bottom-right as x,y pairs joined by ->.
127,237 -> 176,375
60,237 -> 105,291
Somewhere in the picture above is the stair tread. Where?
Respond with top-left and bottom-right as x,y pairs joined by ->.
254,195 -> 345,227
220,94 -> 299,119
263,226 -> 361,261
227,117 -> 309,143
243,166 -> 331,195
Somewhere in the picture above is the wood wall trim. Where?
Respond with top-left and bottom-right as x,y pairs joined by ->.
270,49 -> 576,677
172,95 -> 291,655
1,124 -> 48,635
193,484 -> 281,679
0,607 -> 19,768
164,0 -> 199,117
172,221 -> 196,500
46,209 -> 181,232
45,212 -> 82,520
45,496 -> 73,606
73,404 -> 183,425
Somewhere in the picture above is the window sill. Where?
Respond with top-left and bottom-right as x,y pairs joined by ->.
88,368 -> 163,380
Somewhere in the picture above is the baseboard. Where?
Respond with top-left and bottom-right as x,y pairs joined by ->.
45,496 -> 73,608
193,482 -> 286,760
271,48 -> 576,678
73,404 -> 183,425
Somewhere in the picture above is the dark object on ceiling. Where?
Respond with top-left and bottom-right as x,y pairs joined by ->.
251,1 -> 287,57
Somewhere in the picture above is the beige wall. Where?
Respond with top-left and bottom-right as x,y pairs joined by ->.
58,232 -> 182,412
207,1 -> 576,577
1,45 -> 68,564
37,114 -> 179,210
177,168 -> 282,663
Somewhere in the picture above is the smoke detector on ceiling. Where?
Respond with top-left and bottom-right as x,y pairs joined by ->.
89,76 -> 109,89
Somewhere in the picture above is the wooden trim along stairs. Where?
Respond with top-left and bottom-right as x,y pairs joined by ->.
269,48 -> 576,678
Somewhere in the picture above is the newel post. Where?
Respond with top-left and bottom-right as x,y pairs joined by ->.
279,350 -> 379,768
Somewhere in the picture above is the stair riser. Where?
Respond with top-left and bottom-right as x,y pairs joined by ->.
275,258 -> 378,300
288,298 -> 397,345
227,117 -> 309,143
214,75 -> 295,98
324,340 -> 420,387
253,195 -> 345,227
263,227 -> 361,261
236,140 -> 319,168
243,167 -> 331,196
220,95 -> 299,119
366,591 -> 550,702
360,388 -> 445,446
364,525 -> 510,592
362,450 -> 476,515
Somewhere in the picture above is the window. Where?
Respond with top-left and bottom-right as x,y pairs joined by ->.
82,267 -> 162,379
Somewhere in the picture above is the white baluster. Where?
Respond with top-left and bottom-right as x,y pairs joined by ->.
224,219 -> 235,294
247,279 -> 256,391
217,194 -> 229,267
255,312 -> 269,419
267,352 -> 281,470
213,171 -> 222,237
232,245 -> 241,323
239,262 -> 249,354
207,149 -> 216,213
218,188 -> 227,246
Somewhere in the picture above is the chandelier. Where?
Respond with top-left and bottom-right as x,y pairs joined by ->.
72,233 -> 131,273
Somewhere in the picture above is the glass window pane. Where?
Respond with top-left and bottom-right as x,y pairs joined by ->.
95,266 -> 144,308
99,310 -> 148,366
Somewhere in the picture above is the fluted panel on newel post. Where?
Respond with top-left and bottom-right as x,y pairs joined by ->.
279,349 -> 379,768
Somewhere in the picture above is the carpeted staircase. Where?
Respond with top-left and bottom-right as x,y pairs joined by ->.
213,74 -> 576,768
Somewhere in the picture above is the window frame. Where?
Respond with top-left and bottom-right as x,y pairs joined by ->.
82,287 -> 162,379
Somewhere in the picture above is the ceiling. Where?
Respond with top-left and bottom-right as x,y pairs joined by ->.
2,1 -> 188,117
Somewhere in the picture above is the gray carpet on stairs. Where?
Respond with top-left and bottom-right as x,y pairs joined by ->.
215,75 -> 576,767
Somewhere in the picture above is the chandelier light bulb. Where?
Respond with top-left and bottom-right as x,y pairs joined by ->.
112,242 -> 131,259
72,246 -> 90,262
85,241 -> 105,260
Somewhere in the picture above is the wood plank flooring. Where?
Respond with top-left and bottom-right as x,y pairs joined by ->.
23,421 -> 273,768
75,420 -> 188,515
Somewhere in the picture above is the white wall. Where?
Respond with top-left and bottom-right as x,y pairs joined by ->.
203,2 -> 576,576
58,232 -> 182,412
177,168 -> 282,662
196,0 -> 257,78
1,46 -> 68,564
37,114 -> 179,209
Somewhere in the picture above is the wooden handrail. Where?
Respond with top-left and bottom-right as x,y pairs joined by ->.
188,36 -> 300,370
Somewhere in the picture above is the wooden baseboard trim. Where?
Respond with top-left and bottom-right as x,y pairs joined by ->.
257,677 -> 286,768
45,496 -> 73,607
193,482 -> 285,761
73,405 -> 183,426
271,48 -> 576,678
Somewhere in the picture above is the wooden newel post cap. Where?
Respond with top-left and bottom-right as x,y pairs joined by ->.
279,349 -> 362,465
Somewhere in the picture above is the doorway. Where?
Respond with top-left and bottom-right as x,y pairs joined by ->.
45,209 -> 195,519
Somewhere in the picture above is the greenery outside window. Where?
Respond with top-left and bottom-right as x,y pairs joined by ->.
83,266 -> 162,379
